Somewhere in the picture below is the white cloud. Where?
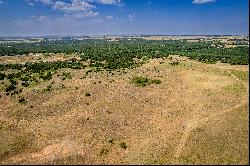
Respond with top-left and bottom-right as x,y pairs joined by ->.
88,0 -> 121,5
53,0 -> 95,13
25,0 -> 123,7
24,0 -> 123,18
192,0 -> 216,4
0,1 -> 3,5
25,0 -> 98,18
68,11 -> 99,18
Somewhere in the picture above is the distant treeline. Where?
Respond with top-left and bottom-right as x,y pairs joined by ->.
0,39 -> 248,67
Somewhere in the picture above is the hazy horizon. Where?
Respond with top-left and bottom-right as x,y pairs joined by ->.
0,33 -> 249,37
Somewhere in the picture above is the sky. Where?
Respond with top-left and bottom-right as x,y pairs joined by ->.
0,0 -> 249,36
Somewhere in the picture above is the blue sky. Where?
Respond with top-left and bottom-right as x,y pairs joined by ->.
0,0 -> 248,36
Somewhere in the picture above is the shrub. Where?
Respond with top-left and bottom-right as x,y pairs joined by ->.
99,148 -> 109,156
120,142 -> 127,149
40,72 -> 52,80
0,73 -> 5,80
42,84 -> 52,93
131,76 -> 150,87
131,76 -> 161,86
21,81 -> 30,87
170,61 -> 179,66
18,97 -> 27,104
5,84 -> 16,92
151,79 -> 161,84
62,72 -> 72,80
108,139 -> 115,144
85,92 -> 91,97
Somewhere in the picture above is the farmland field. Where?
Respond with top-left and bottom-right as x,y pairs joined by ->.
0,38 -> 248,164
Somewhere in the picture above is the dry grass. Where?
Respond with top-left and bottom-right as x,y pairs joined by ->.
178,103 -> 249,165
0,56 -> 248,165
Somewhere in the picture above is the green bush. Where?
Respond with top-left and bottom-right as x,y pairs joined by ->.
170,61 -> 179,66
0,73 -> 5,80
120,142 -> 127,149
40,72 -> 52,81
131,76 -> 150,87
42,84 -> 52,93
18,97 -> 28,104
85,92 -> 91,97
108,139 -> 115,144
62,72 -> 72,80
5,84 -> 16,92
131,76 -> 161,86
151,79 -> 161,84
21,81 -> 30,87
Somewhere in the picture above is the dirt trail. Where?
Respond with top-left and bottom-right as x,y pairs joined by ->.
228,71 -> 248,88
209,64 -> 249,72
174,65 -> 249,160
174,100 -> 248,160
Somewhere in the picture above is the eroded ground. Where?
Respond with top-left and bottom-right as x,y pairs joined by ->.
0,55 -> 249,164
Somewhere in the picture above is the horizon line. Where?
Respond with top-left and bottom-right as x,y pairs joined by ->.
0,34 -> 249,38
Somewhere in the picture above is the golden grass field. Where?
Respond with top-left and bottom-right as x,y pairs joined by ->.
0,55 -> 249,165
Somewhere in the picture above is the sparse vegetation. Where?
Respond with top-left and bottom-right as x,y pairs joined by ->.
85,92 -> 91,96
0,73 -> 5,80
18,97 -> 28,104
151,79 -> 161,84
120,142 -> 128,150
131,76 -> 150,87
39,71 -> 52,81
170,61 -> 179,66
0,122 -> 33,160
99,148 -> 109,156
108,139 -> 115,144
42,84 -> 52,93
230,70 -> 248,82
62,72 -> 72,80
131,76 -> 161,86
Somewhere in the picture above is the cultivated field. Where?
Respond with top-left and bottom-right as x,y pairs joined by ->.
0,54 -> 248,165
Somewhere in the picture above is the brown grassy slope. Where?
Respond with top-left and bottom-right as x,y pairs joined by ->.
0,56 -> 248,164
177,103 -> 249,165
